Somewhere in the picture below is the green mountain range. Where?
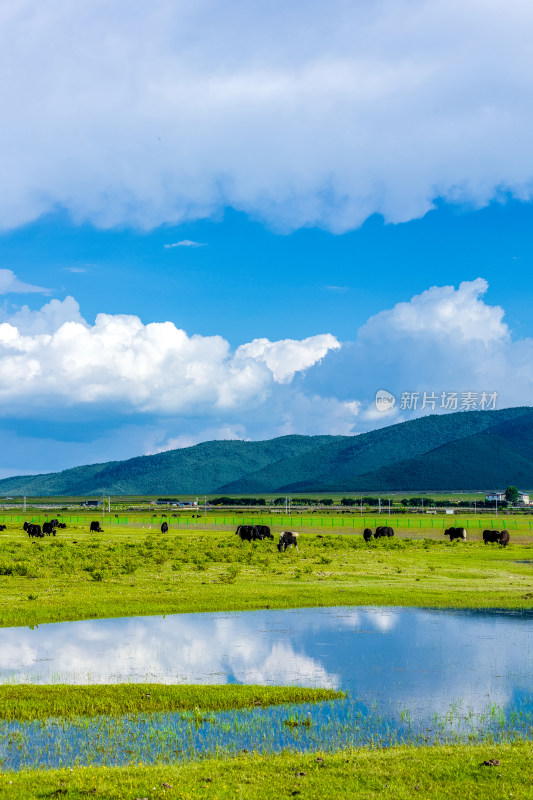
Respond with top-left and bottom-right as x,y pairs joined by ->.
2,406 -> 533,496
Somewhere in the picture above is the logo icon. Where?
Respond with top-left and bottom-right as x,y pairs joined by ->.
375,389 -> 396,413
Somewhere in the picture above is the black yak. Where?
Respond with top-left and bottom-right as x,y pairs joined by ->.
444,527 -> 466,541
363,528 -> 373,543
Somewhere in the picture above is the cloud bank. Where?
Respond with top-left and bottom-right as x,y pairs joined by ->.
0,298 -> 340,415
1,0 -> 533,232
1,275 -> 533,472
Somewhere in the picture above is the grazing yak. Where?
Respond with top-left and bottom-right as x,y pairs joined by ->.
24,522 -> 43,538
90,521 -> 103,533
444,527 -> 467,541
236,525 -> 262,541
0,524 -> 6,531
254,525 -> 273,540
500,530 -> 510,547
374,526 -> 394,538
278,531 -> 299,552
42,522 -> 56,536
57,522 -> 67,529
363,528 -> 373,543
483,529 -> 510,547
161,522 -> 169,533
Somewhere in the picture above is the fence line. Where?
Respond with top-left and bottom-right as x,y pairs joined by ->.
0,513 -> 528,530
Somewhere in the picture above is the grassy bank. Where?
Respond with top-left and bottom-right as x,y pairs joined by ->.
0,684 -> 342,721
1,526 -> 533,627
1,742 -> 532,799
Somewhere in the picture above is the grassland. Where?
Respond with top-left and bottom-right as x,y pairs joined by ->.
0,684 -> 343,721
1,517 -> 533,627
1,742 -> 532,799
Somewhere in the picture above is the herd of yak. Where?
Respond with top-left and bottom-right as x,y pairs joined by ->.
233,523 -> 510,547
22,519 -> 67,538
13,519 -> 509,548
235,524 -> 299,552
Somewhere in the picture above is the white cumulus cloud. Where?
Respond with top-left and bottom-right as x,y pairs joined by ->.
358,278 -> 508,345
0,296 -> 86,335
305,277 -> 533,420
1,1 -> 533,231
236,334 -> 340,383
0,299 -> 340,415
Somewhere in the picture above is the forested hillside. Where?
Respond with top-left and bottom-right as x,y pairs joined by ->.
1,407 -> 532,495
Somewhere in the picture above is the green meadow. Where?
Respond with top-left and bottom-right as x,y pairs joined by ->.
0,515 -> 532,627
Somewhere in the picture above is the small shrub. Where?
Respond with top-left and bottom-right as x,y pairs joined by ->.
219,565 -> 240,584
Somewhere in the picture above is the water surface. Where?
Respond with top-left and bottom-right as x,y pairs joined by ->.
1,607 -> 532,769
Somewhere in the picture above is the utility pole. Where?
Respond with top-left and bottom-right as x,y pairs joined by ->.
23,496 -> 26,514
379,498 -> 381,515
204,495 -> 207,523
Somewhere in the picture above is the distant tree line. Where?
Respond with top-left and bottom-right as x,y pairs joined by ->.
341,497 -> 391,506
209,495 -> 513,509
398,497 -> 509,509
210,497 -> 267,506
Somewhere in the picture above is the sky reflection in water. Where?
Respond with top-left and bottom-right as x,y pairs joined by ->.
1,607 -> 533,769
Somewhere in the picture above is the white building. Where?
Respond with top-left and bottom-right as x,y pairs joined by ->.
485,491 -> 505,502
485,490 -> 531,505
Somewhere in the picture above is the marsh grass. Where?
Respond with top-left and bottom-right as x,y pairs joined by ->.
0,524 -> 533,626
0,684 -> 344,722
1,684 -> 533,772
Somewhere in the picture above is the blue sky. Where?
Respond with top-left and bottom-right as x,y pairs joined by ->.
2,199 -> 531,345
1,0 -> 533,477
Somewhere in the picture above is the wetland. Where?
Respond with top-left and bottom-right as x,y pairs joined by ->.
1,519 -> 533,796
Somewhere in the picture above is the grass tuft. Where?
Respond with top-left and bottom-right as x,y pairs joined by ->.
0,683 -> 344,722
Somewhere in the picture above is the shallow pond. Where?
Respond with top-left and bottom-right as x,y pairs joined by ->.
1,606 -> 533,769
